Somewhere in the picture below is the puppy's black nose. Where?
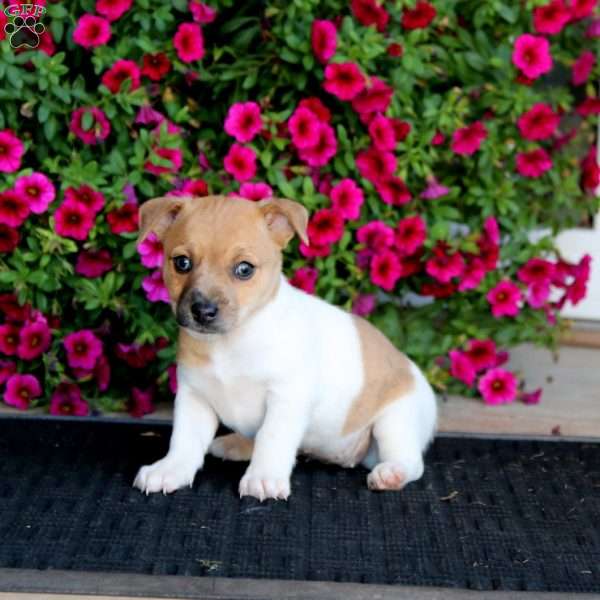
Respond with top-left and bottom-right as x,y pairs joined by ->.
191,300 -> 219,325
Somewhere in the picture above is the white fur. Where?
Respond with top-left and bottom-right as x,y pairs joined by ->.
134,276 -> 437,500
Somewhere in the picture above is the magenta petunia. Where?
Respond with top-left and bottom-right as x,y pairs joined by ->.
224,101 -> 263,143
224,144 -> 257,182
239,182 -> 273,201
0,360 -> 16,385
0,324 -> 19,356
572,50 -> 595,86
0,224 -> 19,254
458,257 -> 486,292
451,122 -> 487,156
101,59 -> 141,93
173,22 -> 205,63
96,0 -> 132,21
0,130 -> 24,173
570,0 -> 597,20
533,0 -> 570,35
465,339 -> 497,372
0,190 -> 30,227
129,386 -> 155,417
179,179 -> 209,196
106,203 -> 139,234
289,266 -> 319,295
3,373 -> 41,410
426,245 -> 465,283
402,1 -> 436,29
449,350 -> 476,387
63,330 -> 103,371
356,220 -> 394,253
351,0 -> 389,32
17,320 -> 51,361
355,146 -> 397,183
329,179 -> 364,220
141,52 -> 171,81
487,280 -> 522,318
351,77 -> 393,117
520,388 -> 542,405
54,201 -> 95,241
76,249 -> 113,278
527,281 -> 551,308
517,104 -> 559,141
189,0 -> 217,23
307,208 -> 345,246
298,97 -> 332,122
516,148 -> 552,178
512,34 -> 553,80
14,173 -> 55,214
299,240 -> 331,258
370,250 -> 402,291
478,368 -> 518,405
297,123 -> 337,167
352,293 -> 376,316
289,106 -> 321,149
142,270 -> 170,304
368,114 -> 396,151
376,176 -> 412,206
49,382 -> 89,416
323,63 -> 366,101
420,177 -> 450,200
144,147 -> 183,175
137,231 -> 164,268
65,185 -> 105,215
70,107 -> 111,145
73,14 -> 112,48
311,19 -> 337,64
517,258 -> 555,285
395,215 -> 427,256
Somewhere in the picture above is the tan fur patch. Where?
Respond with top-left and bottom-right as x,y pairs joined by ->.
176,328 -> 211,368
342,316 -> 415,435
211,433 -> 254,461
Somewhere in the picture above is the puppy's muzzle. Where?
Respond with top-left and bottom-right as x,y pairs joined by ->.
191,298 -> 219,326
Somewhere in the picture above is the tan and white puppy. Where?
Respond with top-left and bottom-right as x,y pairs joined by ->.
133,195 -> 437,500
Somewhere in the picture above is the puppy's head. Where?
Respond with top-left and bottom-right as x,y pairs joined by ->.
138,195 -> 308,335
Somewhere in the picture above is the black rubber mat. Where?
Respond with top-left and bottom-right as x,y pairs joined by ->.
0,419 -> 599,593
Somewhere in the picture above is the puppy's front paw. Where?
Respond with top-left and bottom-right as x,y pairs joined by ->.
239,471 -> 290,501
133,456 -> 199,494
367,461 -> 407,491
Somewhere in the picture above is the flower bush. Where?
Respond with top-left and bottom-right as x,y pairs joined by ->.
0,0 -> 598,415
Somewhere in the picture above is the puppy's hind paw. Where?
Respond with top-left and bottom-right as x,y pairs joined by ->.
133,457 -> 198,495
367,462 -> 408,491
239,473 -> 290,502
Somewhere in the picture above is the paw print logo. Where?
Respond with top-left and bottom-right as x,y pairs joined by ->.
3,5 -> 46,49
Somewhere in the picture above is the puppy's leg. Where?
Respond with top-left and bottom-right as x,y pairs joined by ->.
209,433 -> 254,462
239,385 -> 307,501
134,382 -> 218,494
366,373 -> 436,491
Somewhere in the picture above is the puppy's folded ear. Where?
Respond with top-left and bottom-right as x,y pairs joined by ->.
138,195 -> 190,244
258,197 -> 309,248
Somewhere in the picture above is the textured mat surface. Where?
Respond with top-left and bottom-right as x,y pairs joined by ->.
0,419 -> 599,593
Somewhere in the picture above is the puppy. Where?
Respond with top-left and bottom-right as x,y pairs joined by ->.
134,195 -> 437,500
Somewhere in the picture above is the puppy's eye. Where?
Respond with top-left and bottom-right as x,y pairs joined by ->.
233,261 -> 255,280
173,255 -> 192,273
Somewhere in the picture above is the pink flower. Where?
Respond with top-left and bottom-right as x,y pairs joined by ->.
520,388 -> 542,405
65,185 -> 105,215
368,115 -> 396,151
70,107 -> 111,145
451,122 -> 487,156
395,215 -> 427,256
572,50 -> 595,86
352,293 -> 376,316
17,321 -> 51,360
129,386 -> 155,417
517,104 -> 560,141
356,146 -> 397,183
3,374 -> 41,410
323,63 -> 366,101
50,382 -> 89,416
487,280 -> 522,318
351,77 -> 393,117
458,257 -> 486,291
298,123 -> 337,167
527,282 -> 551,308
179,179 -> 209,196
14,173 -> 55,214
478,368 -> 518,405
516,149 -> 552,178
101,59 -> 141,93
224,101 -> 263,143
512,34 -> 553,80
189,1 -> 217,23
0,130 -> 24,173
307,208 -> 345,246
141,52 -> 171,81
533,0 -> 570,35
517,258 -> 555,285
426,245 -> 464,283
0,190 -> 30,227
289,266 -> 319,294
311,19 -> 337,63
224,144 -> 257,182
239,182 -> 273,201
107,203 -> 138,234
142,270 -> 170,303
449,350 -> 476,386
168,364 -> 178,395
357,220 -> 395,252
137,232 -> 164,268
351,0 -> 389,32
63,330 -> 103,371
329,179 -> 364,220
421,177 -> 449,200
300,240 -> 331,258
431,131 -> 445,146
96,0 -> 132,21
54,201 -> 95,240
0,324 -> 19,356
0,360 -> 16,386
73,14 -> 111,48
570,0 -> 597,20
465,339 -> 497,372
289,107 -> 321,149
370,250 -> 402,291
115,342 -> 157,368
173,22 -> 205,63
299,97 -> 331,122
402,1 -> 436,29
0,225 -> 19,253
376,176 -> 412,206
144,147 -> 183,175
76,249 -> 113,278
